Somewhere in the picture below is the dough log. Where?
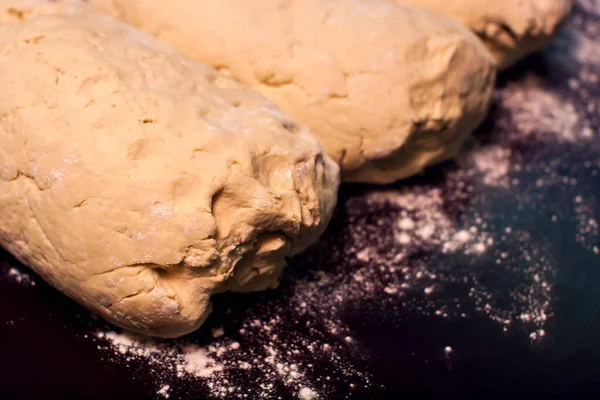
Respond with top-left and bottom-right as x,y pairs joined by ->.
87,0 -> 496,184
398,0 -> 575,70
0,1 -> 339,337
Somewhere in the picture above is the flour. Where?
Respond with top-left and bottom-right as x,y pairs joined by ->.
571,29 -> 600,65
96,314 -> 344,400
579,0 -> 600,14
150,204 -> 173,219
499,82 -> 585,142
298,387 -> 318,400
157,385 -> 170,399
5,266 -> 36,287
96,331 -> 230,396
368,188 -> 491,256
182,345 -> 223,378
347,180 -> 556,338
573,195 -> 599,254
466,145 -> 512,187
211,326 -> 225,338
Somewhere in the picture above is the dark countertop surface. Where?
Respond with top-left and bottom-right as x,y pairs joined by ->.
2,2 -> 600,399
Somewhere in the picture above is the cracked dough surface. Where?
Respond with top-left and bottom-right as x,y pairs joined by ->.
398,0 -> 575,70
0,1 -> 339,337
87,0 -> 496,184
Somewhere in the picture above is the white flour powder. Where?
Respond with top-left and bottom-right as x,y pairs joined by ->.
157,385 -> 170,399
298,387 -> 318,400
96,324 -> 325,399
5,266 -> 36,287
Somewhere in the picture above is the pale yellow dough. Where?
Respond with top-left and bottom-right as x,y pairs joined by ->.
87,0 -> 496,184
398,0 -> 575,70
0,1 -> 339,337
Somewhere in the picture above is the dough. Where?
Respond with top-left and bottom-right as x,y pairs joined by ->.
397,0 -> 575,70
87,0 -> 496,184
0,1 -> 339,338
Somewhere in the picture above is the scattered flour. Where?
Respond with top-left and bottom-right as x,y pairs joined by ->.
353,180 -> 555,339
368,188 -> 491,256
95,309 -> 360,400
570,28 -> 600,65
500,83 -> 582,142
5,266 -> 36,287
150,204 -> 173,219
157,385 -> 170,399
573,195 -> 599,253
466,145 -> 512,188
212,326 -> 225,338
298,387 -> 318,400
182,345 -> 223,378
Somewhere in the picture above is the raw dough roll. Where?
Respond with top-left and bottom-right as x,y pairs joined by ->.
0,1 -> 339,337
87,0 -> 496,184
398,0 -> 575,70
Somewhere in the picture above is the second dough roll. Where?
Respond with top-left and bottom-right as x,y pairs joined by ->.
398,0 -> 575,70
88,0 -> 496,184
